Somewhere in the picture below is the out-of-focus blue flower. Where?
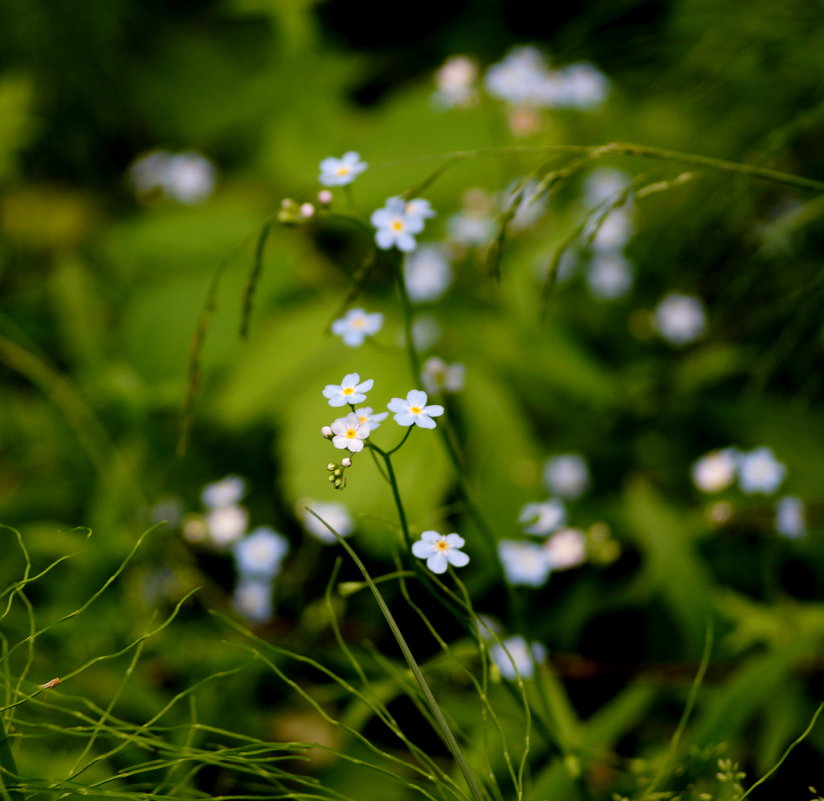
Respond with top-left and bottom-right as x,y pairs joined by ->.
587,253 -> 633,300
543,454 -> 590,500
202,475 -> 246,509
776,496 -> 806,538
232,577 -> 274,624
691,449 -> 738,493
331,309 -> 383,347
653,293 -> 707,346
302,501 -> 354,544
232,527 -> 289,579
738,447 -> 786,495
489,635 -> 547,679
498,540 -> 551,587
404,245 -> 453,303
319,151 -> 367,186
519,499 -> 566,536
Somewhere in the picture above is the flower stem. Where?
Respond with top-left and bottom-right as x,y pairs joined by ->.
386,426 -> 414,456
0,717 -> 23,801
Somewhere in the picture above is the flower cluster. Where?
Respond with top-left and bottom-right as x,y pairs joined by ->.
181,476 -> 290,624
691,446 -> 804,538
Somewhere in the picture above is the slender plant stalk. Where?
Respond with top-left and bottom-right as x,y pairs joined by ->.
306,508 -> 486,801
0,717 -> 22,801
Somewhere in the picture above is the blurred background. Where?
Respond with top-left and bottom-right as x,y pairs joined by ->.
2,0 -> 824,797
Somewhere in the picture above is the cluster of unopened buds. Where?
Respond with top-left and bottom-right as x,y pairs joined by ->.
324,456 -> 352,489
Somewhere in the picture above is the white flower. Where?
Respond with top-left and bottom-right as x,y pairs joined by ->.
421,357 -> 465,395
776,496 -> 806,538
319,151 -> 367,187
330,412 -> 370,453
395,196 -> 436,225
371,198 -> 428,252
232,577 -> 273,623
232,527 -> 289,579
691,449 -> 738,493
412,315 -> 442,350
587,207 -> 633,252
489,635 -> 546,679
485,47 -> 552,107
404,245 -> 453,302
583,168 -> 631,206
206,505 -> 249,547
738,447 -> 786,495
302,501 -> 354,544
503,179 -> 547,232
433,55 -> 478,108
653,293 -> 707,346
587,253 -> 633,300
163,152 -> 217,204
331,308 -> 383,347
557,63 -> 609,109
411,531 -> 469,574
519,499 -> 566,536
353,406 -> 388,431
387,390 -> 444,429
323,373 -> 375,407
498,540 -> 551,587
543,454 -> 590,499
128,150 -> 172,195
447,211 -> 496,246
201,475 -> 246,509
545,528 -> 587,570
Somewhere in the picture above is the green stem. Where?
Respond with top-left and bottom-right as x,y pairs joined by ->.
387,426 -> 414,456
372,142 -> 824,194
0,717 -> 22,801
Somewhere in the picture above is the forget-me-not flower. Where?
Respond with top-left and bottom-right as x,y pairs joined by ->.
323,373 -> 374,407
354,407 -> 388,431
232,577 -> 274,624
331,308 -> 383,347
653,293 -> 707,346
498,540 -> 551,587
738,447 -> 786,495
421,357 -> 465,394
404,245 -> 453,302
330,412 -> 370,453
232,527 -> 289,579
691,449 -> 738,493
319,151 -> 367,187
206,505 -> 249,547
489,635 -> 547,680
302,501 -> 354,544
543,454 -> 590,499
544,528 -> 587,570
411,531 -> 469,574
519,499 -> 566,536
201,475 -> 246,509
371,198 -> 429,252
387,389 -> 444,429
776,496 -> 806,538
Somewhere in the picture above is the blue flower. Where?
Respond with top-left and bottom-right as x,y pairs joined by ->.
319,151 -> 367,186
498,540 -> 551,587
411,531 -> 469,574
489,635 -> 547,680
232,527 -> 289,579
387,390 -> 444,429
331,308 -> 383,347
323,373 -> 374,407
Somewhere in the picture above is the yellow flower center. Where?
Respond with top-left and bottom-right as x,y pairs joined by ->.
358,416 -> 367,423
435,540 -> 449,552
336,165 -> 351,175
346,429 -> 357,439
353,316 -> 365,328
391,219 -> 405,232
342,387 -> 354,395
410,405 -> 422,415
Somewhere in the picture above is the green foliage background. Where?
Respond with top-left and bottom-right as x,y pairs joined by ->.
1,0 -> 824,798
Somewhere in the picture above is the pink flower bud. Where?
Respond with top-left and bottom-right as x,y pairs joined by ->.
321,426 -> 333,439
317,189 -> 333,205
341,457 -> 352,468
300,202 -> 315,218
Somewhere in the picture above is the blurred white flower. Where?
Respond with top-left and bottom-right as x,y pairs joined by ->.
691,449 -> 737,493
653,293 -> 707,346
371,197 -> 428,252
404,245 -> 453,302
519,499 -> 566,536
498,540 -> 551,586
775,496 -> 806,538
323,373 -> 375,407
485,46 -> 551,107
411,315 -> 442,350
232,527 -> 289,579
319,151 -> 367,187
545,528 -> 587,570
557,62 -> 609,109
232,577 -> 273,624
353,406 -> 388,431
489,635 -> 547,679
504,179 -> 548,232
587,207 -> 633,252
433,55 -> 478,108
738,447 -> 786,495
543,454 -> 590,499
584,168 -> 631,206
206,505 -> 248,547
587,253 -> 633,300
163,152 -> 217,204
331,309 -> 383,347
447,212 -> 497,246
302,501 -> 354,544
202,475 -> 246,509
421,357 -> 465,394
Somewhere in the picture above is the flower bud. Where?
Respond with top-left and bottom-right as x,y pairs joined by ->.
321,426 -> 333,439
341,457 -> 352,468
326,463 -> 336,471
300,202 -> 315,219
317,189 -> 333,206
